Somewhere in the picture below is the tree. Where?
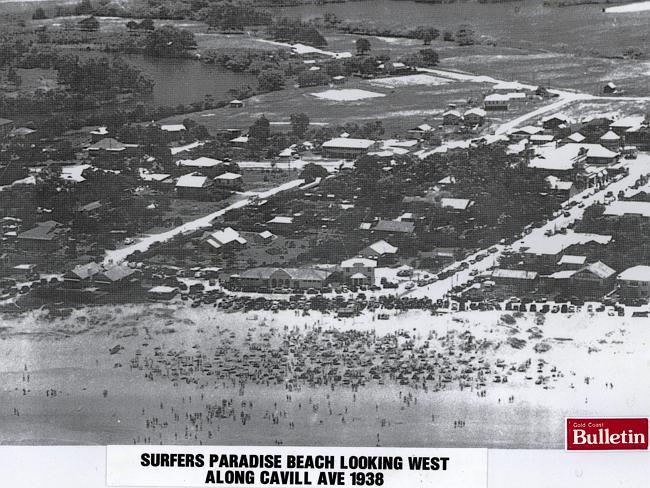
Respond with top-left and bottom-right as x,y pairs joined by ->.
299,163 -> 327,183
257,70 -> 284,92
140,19 -> 155,31
7,67 -> 21,87
356,38 -> 371,55
74,0 -> 93,15
32,7 -> 48,20
419,48 -> 439,66
423,29 -> 437,45
249,115 -> 270,144
455,25 -> 475,46
78,16 -> 100,32
290,113 -> 310,138
144,26 -> 197,57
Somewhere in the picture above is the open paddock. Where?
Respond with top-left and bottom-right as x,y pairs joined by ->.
160,77 -> 513,137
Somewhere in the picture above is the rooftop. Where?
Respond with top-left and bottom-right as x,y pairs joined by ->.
176,174 -> 208,188
322,138 -> 376,149
618,265 -> 650,281
604,201 -> 650,218
177,157 -> 222,168
492,269 -> 538,280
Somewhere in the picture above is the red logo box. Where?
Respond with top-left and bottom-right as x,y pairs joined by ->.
566,418 -> 649,450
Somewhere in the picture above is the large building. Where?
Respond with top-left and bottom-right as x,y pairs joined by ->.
321,138 -> 376,158
340,258 -> 377,287
234,267 -> 334,291
569,261 -> 616,298
617,266 -> 650,302
16,221 -> 67,252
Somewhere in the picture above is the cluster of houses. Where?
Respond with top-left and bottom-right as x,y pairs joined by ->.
487,199 -> 650,302
490,260 -> 650,302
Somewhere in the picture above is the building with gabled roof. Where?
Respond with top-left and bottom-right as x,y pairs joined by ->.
569,261 -> 616,298
234,267 -> 334,291
374,220 -> 415,235
94,266 -> 142,290
360,240 -> 398,261
321,138 -> 376,158
63,262 -> 102,287
214,172 -> 243,189
16,220 -> 66,252
204,227 -> 247,252
175,173 -> 210,199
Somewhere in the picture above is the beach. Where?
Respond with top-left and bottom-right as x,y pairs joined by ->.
0,305 -> 647,448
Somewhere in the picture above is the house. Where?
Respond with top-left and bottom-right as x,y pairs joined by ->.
622,125 -> 650,150
214,172 -> 243,189
266,216 -> 295,234
229,99 -> 244,108
373,220 -> 415,235
442,110 -> 463,126
160,124 -> 186,141
618,266 -> 650,301
321,138 -> 376,158
610,115 -> 644,136
0,117 -> 15,138
509,125 -> 543,141
359,240 -> 398,263
484,94 -> 509,111
440,198 -> 473,211
234,267 -> 334,291
87,138 -> 139,162
599,131 -> 621,150
16,221 -> 66,252
463,108 -> 486,126
63,262 -> 102,288
569,261 -> 616,298
340,258 -> 377,287
545,175 -> 577,198
491,269 -> 538,291
603,201 -> 650,220
603,82 -> 617,94
204,227 -> 247,252
94,266 -> 142,290
230,135 -> 249,148
530,134 -> 555,145
542,113 -> 571,131
148,285 -> 178,300
177,157 -> 223,176
139,168 -> 172,187
557,254 -> 587,270
332,75 -> 346,85
175,173 -> 210,199
564,132 -> 586,144
408,124 -> 434,136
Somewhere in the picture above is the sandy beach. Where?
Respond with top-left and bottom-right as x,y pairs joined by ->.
0,305 -> 647,448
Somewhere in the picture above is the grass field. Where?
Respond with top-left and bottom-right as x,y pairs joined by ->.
161,75 -> 506,136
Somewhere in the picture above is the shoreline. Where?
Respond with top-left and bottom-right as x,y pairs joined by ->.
0,305 -> 646,447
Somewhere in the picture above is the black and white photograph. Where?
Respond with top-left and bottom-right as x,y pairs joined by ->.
0,0 -> 650,452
